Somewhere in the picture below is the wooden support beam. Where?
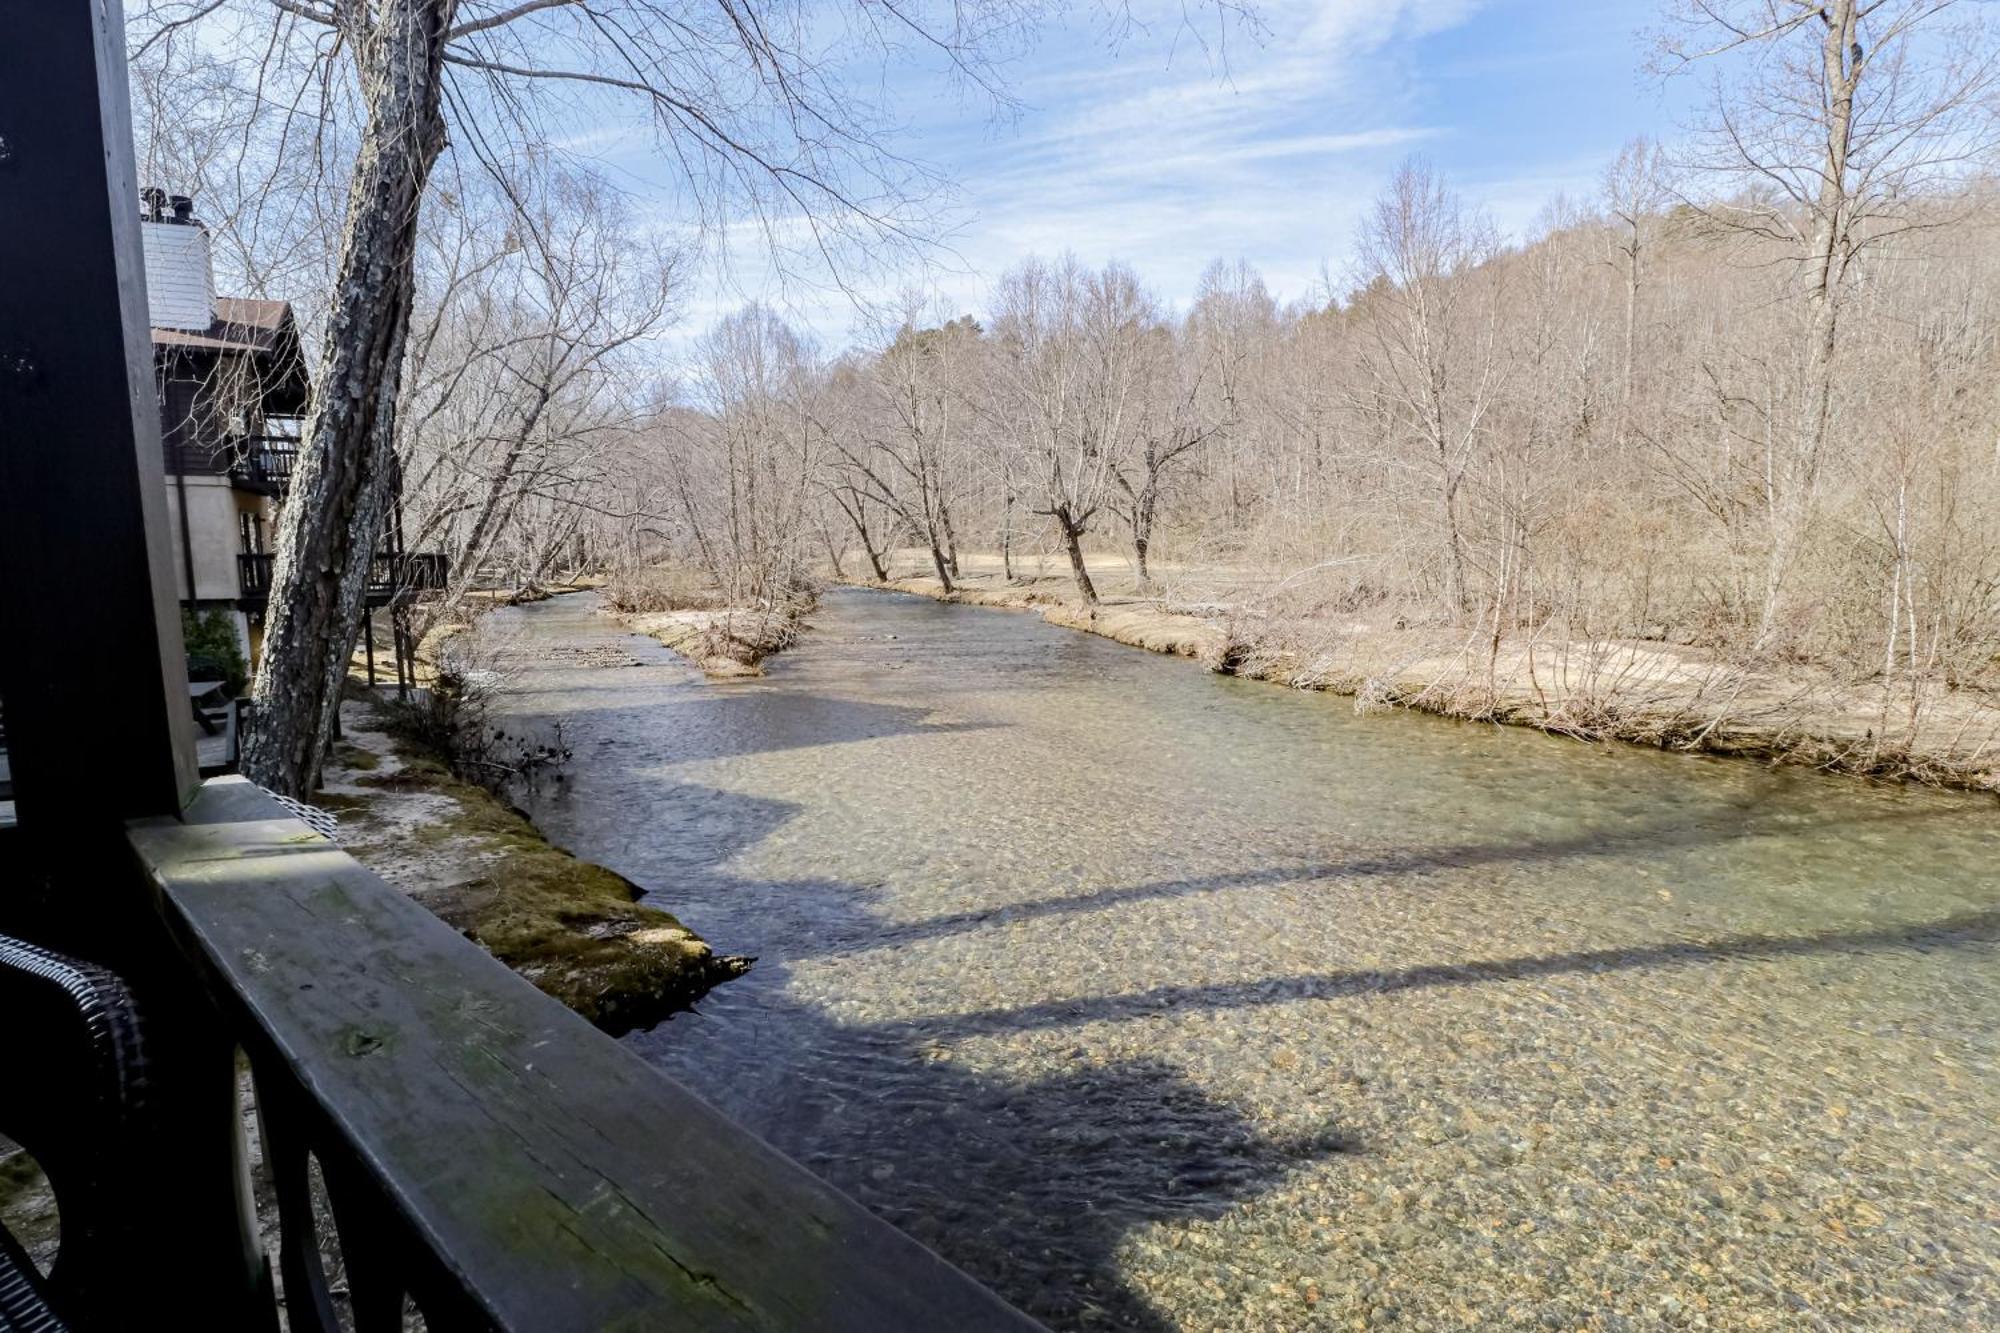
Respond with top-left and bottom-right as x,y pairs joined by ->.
0,0 -> 198,839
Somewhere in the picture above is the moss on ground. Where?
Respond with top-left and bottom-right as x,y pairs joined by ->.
330,740 -> 380,772
326,706 -> 748,1035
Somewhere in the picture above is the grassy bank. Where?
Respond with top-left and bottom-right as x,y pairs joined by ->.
320,698 -> 748,1033
868,558 -> 2000,795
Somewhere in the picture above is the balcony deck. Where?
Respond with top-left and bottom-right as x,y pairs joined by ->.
237,550 -> 450,608
163,434 -> 299,497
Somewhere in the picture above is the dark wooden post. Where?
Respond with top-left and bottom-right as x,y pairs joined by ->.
0,0 -> 199,837
0,6 -> 270,1326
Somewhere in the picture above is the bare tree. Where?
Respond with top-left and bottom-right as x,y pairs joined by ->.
1661,0 -> 2000,649
831,303 -> 982,591
1110,327 -> 1216,586
400,161 -> 678,606
987,257 -> 1154,605
1602,136 -> 1673,437
1352,159 -> 1503,619
132,0 -> 1059,795
670,306 -> 828,610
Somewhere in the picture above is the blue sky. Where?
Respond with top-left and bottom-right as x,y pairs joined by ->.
604,0 -> 1693,346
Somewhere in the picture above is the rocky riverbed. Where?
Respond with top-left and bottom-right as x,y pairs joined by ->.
492,588 -> 1999,1331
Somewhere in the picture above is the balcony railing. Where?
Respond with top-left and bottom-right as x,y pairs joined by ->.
83,778 -> 1040,1331
238,550 -> 450,603
164,435 -> 300,495
235,436 -> 298,494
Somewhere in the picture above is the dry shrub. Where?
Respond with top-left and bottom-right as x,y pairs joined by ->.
601,564 -> 723,614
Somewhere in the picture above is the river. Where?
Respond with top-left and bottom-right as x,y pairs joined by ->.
494,587 -> 1999,1331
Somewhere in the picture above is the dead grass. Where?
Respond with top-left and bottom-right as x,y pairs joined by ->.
615,606 -> 799,677
868,560 -> 2000,796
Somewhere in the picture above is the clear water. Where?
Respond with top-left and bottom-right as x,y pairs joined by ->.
498,588 -> 2000,1331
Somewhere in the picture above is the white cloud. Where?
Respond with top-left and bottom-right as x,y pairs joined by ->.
633,0 -> 1664,356
913,0 -> 1492,317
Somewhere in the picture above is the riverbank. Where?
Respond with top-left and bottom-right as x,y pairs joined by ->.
612,605 -> 800,677
868,564 -> 2000,794
318,697 -> 749,1033
597,565 -> 808,676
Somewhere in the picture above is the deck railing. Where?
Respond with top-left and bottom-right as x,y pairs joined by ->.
109,778 -> 1041,1331
238,550 -> 450,603
235,435 -> 298,494
162,434 -> 300,495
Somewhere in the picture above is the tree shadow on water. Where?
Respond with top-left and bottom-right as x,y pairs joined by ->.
513,700 -> 1999,1328
650,972 -> 1359,1331
518,690 -> 1005,768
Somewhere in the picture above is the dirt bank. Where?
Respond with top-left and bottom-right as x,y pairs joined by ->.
868,566 -> 2000,795
612,605 -> 800,678
319,698 -> 749,1033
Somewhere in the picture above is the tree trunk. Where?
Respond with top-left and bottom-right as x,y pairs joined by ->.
243,0 -> 456,798
1057,507 -> 1098,605
940,499 -> 962,579
818,522 -> 847,580
1132,478 -> 1157,588
447,388 -> 550,602
1439,457 -> 1469,619
1000,491 -> 1016,583
928,542 -> 954,594
1758,0 -> 1858,654
859,527 -> 888,582
1618,225 -> 1639,445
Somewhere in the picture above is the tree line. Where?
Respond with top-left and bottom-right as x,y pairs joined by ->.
127,0 -> 2000,794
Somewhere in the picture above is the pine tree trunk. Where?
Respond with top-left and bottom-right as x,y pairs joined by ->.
243,0 -> 456,798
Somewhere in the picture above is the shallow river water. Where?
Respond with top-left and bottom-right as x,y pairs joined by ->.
496,588 -> 1999,1331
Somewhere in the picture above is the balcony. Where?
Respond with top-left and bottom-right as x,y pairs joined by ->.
238,550 -> 450,607
232,435 -> 298,495
163,434 -> 300,497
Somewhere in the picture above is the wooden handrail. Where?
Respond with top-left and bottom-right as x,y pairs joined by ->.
127,778 -> 1041,1331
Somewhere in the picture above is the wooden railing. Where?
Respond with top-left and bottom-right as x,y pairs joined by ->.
235,435 -> 298,494
121,778 -> 1041,1330
162,434 -> 299,495
238,550 -> 450,602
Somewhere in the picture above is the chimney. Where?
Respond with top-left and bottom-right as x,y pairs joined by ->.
139,187 -> 215,332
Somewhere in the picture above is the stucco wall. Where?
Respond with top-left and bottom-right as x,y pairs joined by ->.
163,475 -> 247,603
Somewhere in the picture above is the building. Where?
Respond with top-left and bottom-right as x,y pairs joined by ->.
144,189 -> 445,690
144,188 -> 307,673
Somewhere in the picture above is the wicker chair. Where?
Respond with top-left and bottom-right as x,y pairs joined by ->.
0,935 -> 155,1331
